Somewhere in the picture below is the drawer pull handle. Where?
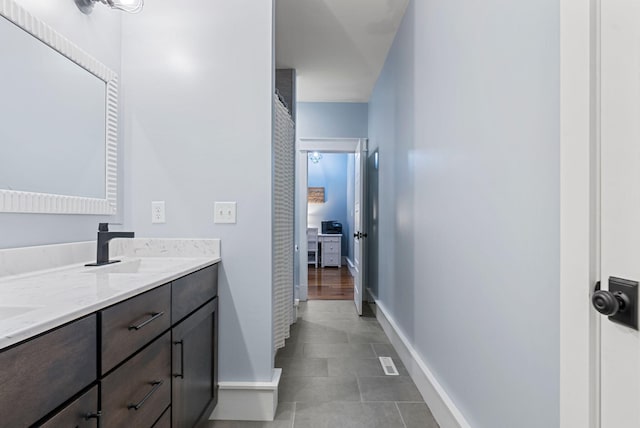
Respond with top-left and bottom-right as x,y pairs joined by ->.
128,312 -> 164,331
128,380 -> 164,411
84,411 -> 101,420
173,340 -> 185,378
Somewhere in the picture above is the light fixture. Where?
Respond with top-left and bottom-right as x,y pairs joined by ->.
75,0 -> 144,14
308,152 -> 323,164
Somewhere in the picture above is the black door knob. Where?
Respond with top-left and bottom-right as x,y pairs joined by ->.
592,277 -> 639,330
592,290 -> 630,316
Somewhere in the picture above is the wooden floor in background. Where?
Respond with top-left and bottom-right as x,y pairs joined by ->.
307,265 -> 354,300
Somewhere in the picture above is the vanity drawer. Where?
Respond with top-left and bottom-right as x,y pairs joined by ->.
39,386 -> 99,428
101,284 -> 171,374
101,332 -> 171,428
0,315 -> 97,428
323,236 -> 341,243
172,264 -> 218,323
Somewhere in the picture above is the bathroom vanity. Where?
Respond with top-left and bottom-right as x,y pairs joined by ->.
0,239 -> 220,428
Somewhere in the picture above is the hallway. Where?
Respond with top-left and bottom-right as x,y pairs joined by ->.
210,301 -> 438,427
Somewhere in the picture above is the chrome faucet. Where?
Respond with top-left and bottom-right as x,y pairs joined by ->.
86,223 -> 135,266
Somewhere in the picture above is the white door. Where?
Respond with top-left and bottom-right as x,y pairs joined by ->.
598,1 -> 640,426
353,140 -> 367,315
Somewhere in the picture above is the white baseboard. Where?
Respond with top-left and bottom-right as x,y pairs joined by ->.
374,301 -> 471,428
345,257 -> 356,277
210,369 -> 282,421
366,287 -> 377,303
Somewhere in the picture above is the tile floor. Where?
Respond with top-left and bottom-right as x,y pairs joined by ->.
209,300 -> 439,428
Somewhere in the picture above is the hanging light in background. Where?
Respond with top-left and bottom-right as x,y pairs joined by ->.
308,152 -> 323,164
75,0 -> 144,14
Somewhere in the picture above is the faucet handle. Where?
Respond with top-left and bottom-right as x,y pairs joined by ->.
98,223 -> 109,232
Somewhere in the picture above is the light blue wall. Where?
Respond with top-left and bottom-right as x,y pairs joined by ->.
297,102 -> 368,139
0,0 -> 124,250
368,1 -> 559,427
122,0 -> 274,383
308,154 -> 349,256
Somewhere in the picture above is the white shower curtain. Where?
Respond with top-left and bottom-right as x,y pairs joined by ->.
273,94 -> 295,352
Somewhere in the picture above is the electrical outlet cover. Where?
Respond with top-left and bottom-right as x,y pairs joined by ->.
151,201 -> 166,224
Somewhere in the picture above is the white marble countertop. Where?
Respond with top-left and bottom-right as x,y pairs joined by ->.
0,239 -> 220,350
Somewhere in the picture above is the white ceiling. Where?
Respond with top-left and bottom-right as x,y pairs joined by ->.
275,0 -> 409,103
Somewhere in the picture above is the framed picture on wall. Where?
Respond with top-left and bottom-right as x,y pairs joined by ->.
308,187 -> 325,203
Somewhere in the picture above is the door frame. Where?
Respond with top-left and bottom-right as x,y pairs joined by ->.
559,0 -> 600,426
295,137 -> 367,301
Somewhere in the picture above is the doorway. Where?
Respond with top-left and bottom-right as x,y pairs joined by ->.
306,151 -> 354,300
295,138 -> 368,314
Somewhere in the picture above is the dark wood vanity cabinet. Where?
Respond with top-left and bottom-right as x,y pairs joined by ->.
0,315 -> 97,428
0,262 -> 219,428
39,386 -> 99,428
101,283 -> 171,375
172,298 -> 218,428
101,332 -> 172,427
172,264 -> 218,323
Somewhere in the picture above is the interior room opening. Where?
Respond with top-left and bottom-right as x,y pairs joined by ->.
306,151 -> 355,300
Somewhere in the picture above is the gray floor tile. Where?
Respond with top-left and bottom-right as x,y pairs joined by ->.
358,377 -> 423,402
276,358 -> 329,377
208,402 -> 294,428
347,330 -> 390,344
279,376 -> 361,403
327,357 -> 408,377
304,343 -> 376,358
396,402 -> 440,428
294,330 -> 349,344
290,322 -> 329,333
216,302 -> 433,427
372,343 -> 400,360
302,311 -> 362,322
298,318 -> 383,334
276,341 -> 305,358
301,301 -> 357,313
293,402 -> 405,428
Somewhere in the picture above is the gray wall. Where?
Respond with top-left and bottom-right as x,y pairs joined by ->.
365,149 -> 378,297
297,102 -> 368,139
0,0 -> 124,250
275,69 -> 296,121
367,1 -> 560,427
121,0 -> 275,382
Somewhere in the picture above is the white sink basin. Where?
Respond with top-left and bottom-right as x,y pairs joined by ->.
0,306 -> 40,321
83,258 -> 185,275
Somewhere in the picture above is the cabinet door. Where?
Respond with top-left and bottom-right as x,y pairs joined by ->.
172,298 -> 218,428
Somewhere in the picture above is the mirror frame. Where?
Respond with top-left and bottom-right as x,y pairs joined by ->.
0,1 -> 118,215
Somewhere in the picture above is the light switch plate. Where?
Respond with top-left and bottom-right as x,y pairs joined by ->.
151,201 -> 166,224
214,201 -> 237,224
